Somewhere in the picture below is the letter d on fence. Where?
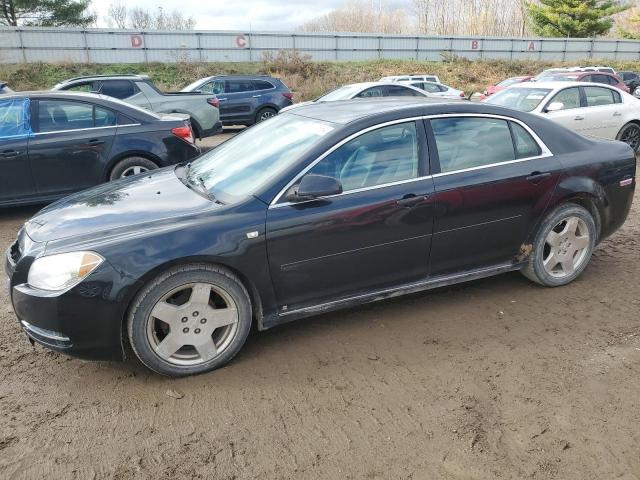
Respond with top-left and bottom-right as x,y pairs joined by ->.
131,35 -> 143,48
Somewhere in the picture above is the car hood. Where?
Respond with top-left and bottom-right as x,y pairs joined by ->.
279,101 -> 313,113
25,167 -> 215,243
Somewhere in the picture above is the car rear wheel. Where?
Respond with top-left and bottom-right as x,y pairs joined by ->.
109,156 -> 158,181
616,123 -> 640,152
521,203 -> 596,287
127,264 -> 252,377
255,107 -> 277,123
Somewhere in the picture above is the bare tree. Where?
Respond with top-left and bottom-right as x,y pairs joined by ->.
300,0 -> 412,34
107,0 -> 127,29
105,3 -> 195,30
411,0 -> 529,36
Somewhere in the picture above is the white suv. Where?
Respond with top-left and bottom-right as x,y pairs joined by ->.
380,74 -> 441,84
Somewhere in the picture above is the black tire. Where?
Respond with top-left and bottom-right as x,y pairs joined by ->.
616,122 -> 640,152
521,203 -> 597,287
255,107 -> 277,124
109,156 -> 158,181
127,264 -> 252,377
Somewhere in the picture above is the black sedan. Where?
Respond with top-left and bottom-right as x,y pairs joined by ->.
5,98 -> 636,376
0,92 -> 200,207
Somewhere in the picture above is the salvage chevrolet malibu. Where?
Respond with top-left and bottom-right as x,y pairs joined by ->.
5,98 -> 636,377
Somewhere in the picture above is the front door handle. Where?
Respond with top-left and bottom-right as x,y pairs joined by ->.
613,111 -> 622,117
574,115 -> 584,120
396,194 -> 426,207
87,139 -> 105,145
1,149 -> 19,158
526,171 -> 552,184
218,98 -> 227,101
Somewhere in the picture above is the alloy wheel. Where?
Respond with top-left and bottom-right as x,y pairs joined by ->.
146,282 -> 239,366
120,165 -> 150,178
542,216 -> 590,278
259,110 -> 276,121
620,125 -> 640,151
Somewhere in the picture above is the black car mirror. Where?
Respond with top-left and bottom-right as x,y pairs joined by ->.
286,174 -> 343,202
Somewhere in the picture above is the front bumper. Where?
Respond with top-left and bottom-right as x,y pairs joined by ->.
7,247 -> 127,361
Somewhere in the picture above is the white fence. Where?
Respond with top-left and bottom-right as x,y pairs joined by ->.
1,27 -> 640,64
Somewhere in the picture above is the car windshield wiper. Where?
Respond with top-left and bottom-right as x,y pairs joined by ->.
193,176 -> 217,203
178,163 -> 218,203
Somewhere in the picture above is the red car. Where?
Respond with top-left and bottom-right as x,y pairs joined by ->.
546,71 -> 629,93
483,76 -> 533,97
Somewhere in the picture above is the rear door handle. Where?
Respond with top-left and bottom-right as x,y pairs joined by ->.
396,194 -> 426,207
574,115 -> 584,120
1,149 -> 19,158
526,171 -> 552,184
252,95 -> 262,98
87,139 -> 105,145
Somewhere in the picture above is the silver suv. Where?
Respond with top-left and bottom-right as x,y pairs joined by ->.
52,74 -> 222,138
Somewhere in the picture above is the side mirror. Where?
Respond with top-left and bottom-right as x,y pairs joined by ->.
286,174 -> 343,202
545,101 -> 564,112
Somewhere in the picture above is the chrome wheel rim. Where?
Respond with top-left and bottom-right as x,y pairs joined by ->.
620,125 -> 640,150
121,165 -> 149,178
542,216 -> 590,279
146,283 -> 239,366
259,110 -> 275,121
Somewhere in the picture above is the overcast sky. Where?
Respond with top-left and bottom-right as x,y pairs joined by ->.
93,0 -> 413,31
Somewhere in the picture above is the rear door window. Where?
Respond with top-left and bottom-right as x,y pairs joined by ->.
385,85 -> 421,97
583,86 -> 616,107
100,80 -> 137,99
431,117 -> 515,173
355,87 -> 385,98
94,106 -> 117,127
511,122 -> 541,159
37,100 -> 95,132
227,80 -> 254,93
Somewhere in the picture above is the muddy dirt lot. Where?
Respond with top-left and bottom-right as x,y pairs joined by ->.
1,165 -> 638,480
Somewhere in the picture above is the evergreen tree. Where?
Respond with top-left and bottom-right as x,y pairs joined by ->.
0,0 -> 95,27
526,0 -> 630,37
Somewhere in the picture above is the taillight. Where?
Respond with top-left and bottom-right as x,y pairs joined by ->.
172,125 -> 194,144
282,92 -> 294,100
207,97 -> 219,108
459,92 -> 465,97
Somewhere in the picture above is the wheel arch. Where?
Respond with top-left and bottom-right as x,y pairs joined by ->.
105,151 -> 163,181
549,189 -> 604,242
119,256 -> 265,356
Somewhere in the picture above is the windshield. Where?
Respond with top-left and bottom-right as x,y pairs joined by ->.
317,85 -> 365,102
485,87 -> 551,112
186,114 -> 335,201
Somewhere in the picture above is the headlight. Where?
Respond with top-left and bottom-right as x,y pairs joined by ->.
28,251 -> 104,291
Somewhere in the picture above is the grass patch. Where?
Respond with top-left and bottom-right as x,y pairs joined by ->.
3,56 -> 640,101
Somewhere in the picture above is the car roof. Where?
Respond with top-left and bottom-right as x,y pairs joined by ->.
0,90 -> 159,118
286,97 -> 481,125
57,74 -> 150,84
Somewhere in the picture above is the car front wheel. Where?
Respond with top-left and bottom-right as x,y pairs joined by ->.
127,264 -> 252,377
521,203 -> 596,287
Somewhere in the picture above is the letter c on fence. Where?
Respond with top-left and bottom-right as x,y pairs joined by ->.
471,40 -> 479,50
236,35 -> 247,49
131,35 -> 143,48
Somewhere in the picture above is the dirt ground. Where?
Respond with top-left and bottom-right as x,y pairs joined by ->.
0,161 -> 638,480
